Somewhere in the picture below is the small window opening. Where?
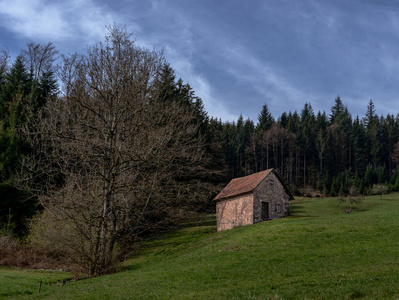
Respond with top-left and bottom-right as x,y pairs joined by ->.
269,179 -> 274,185
275,204 -> 280,213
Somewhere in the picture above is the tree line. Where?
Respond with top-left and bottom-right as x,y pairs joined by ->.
1,25 -> 398,275
207,96 -> 399,197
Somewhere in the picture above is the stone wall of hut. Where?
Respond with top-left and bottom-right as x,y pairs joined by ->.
216,194 -> 253,231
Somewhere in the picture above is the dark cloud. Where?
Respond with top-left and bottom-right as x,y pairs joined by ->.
1,0 -> 399,121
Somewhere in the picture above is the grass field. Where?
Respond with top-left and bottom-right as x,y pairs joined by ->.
2,194 -> 399,299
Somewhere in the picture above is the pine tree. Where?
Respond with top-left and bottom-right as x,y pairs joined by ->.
155,64 -> 177,103
364,101 -> 379,167
0,49 -> 58,235
0,56 -> 36,235
257,104 -> 274,132
278,111 -> 289,128
351,116 -> 367,177
316,111 -> 328,131
364,99 -> 377,129
299,103 -> 316,187
330,95 -> 346,124
0,56 -> 29,120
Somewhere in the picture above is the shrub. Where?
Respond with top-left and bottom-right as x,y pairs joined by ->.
29,210 -> 122,276
0,232 -> 68,270
371,184 -> 389,198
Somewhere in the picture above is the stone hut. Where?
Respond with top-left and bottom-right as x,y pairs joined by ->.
214,169 -> 293,232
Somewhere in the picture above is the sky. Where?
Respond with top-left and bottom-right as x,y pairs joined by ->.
0,0 -> 399,122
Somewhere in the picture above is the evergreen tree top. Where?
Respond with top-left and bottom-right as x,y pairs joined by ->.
364,99 -> 378,129
301,102 -> 314,124
257,103 -> 274,131
330,95 -> 349,124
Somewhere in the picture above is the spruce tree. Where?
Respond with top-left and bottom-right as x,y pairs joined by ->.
364,99 -> 377,129
330,95 -> 346,124
257,104 -> 274,132
0,56 -> 35,235
351,116 -> 367,177
0,51 -> 58,235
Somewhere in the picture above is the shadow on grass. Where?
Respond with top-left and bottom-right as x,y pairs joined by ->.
123,214 -> 216,268
179,214 -> 216,228
289,204 -> 305,215
288,205 -> 318,218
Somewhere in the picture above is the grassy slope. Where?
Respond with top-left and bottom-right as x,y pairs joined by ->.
3,194 -> 399,299
0,268 -> 72,298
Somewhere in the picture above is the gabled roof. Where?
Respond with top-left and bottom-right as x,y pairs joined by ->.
214,169 -> 272,201
214,168 -> 294,201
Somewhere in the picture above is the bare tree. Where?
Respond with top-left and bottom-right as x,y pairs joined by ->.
22,26 -> 206,276
0,48 -> 9,68
262,130 -> 271,170
22,42 -> 59,80
265,123 -> 286,173
337,186 -> 362,213
270,125 -> 279,170
0,48 -> 10,81
247,132 -> 258,173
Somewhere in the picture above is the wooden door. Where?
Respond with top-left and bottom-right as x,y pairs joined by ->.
261,202 -> 269,220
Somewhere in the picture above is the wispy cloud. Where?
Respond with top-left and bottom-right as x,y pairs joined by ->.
0,0 -> 116,43
164,44 -> 237,121
125,1 -> 239,121
0,0 -> 70,40
220,43 -> 318,116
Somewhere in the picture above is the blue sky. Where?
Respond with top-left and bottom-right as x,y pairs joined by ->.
0,0 -> 398,122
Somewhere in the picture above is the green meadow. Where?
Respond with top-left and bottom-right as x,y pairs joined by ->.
2,194 -> 399,299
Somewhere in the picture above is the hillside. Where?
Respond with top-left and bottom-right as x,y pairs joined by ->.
2,194 -> 399,299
